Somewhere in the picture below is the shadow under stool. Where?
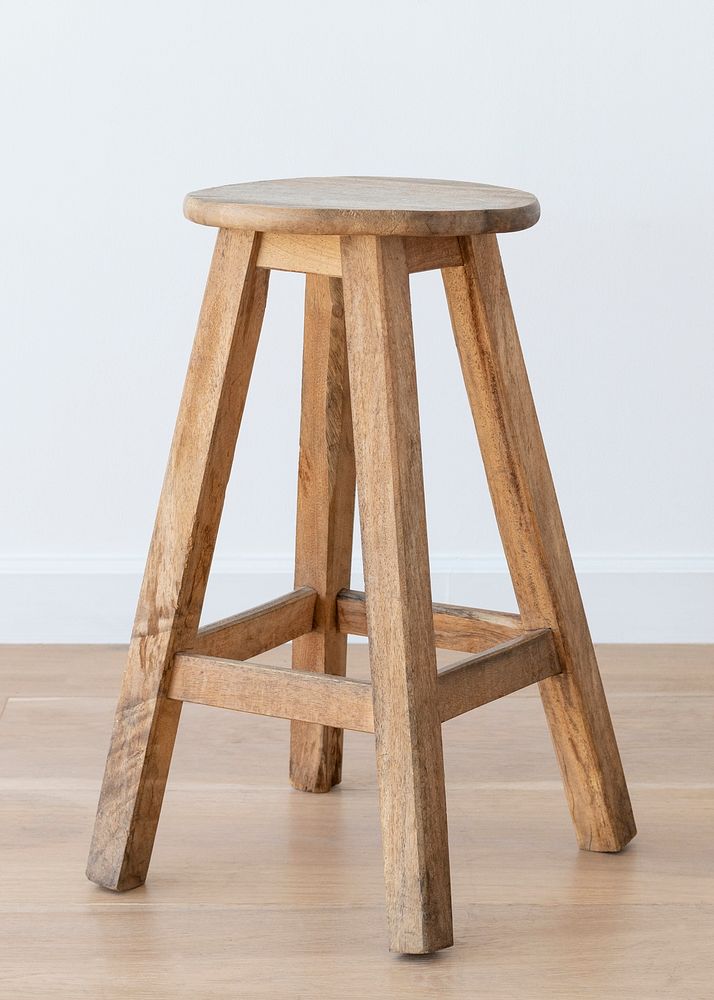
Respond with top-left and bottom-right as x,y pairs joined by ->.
87,176 -> 636,954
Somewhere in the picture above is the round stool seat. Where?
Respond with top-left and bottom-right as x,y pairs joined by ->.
184,175 -> 539,237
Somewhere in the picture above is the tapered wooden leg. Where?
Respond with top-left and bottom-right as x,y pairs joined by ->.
442,235 -> 636,852
341,235 -> 453,954
290,274 -> 356,792
87,229 -> 269,890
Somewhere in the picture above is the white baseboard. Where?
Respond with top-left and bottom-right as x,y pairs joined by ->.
1,554 -> 712,643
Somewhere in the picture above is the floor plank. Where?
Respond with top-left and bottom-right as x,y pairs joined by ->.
1,693 -> 711,788
1,906 -> 711,999
0,643 -> 712,998
1,643 -> 712,696
0,787 -> 711,908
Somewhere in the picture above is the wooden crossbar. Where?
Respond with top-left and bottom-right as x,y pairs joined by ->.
167,628 -> 559,732
336,588 -> 522,653
168,654 -> 374,732
437,629 -> 560,722
187,587 -> 317,659
256,233 -> 463,278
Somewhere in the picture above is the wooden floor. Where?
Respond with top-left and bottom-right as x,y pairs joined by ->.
0,643 -> 712,998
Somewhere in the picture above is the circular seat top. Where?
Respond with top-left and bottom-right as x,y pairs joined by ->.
183,176 -> 539,237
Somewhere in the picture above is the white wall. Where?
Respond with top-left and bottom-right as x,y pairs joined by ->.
1,1 -> 712,642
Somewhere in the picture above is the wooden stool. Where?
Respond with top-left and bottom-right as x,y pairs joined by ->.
87,177 -> 636,954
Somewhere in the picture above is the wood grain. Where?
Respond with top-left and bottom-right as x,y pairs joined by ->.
170,630 -> 557,731
6,645 -> 708,997
405,235 -> 463,273
256,232 -> 463,277
437,629 -> 559,722
86,229 -> 269,891
184,176 -> 540,236
168,654 -> 374,732
443,235 -> 636,852
337,588 -> 522,653
257,233 -> 342,276
290,274 -> 357,791
189,588 -> 316,659
341,234 -> 452,954
2,645 -> 711,997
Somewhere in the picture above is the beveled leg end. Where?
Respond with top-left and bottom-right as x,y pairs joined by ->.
86,820 -> 150,891
539,670 -> 636,854
289,631 -> 349,793
85,861 -> 145,893
573,797 -> 637,853
389,912 -> 454,956
289,721 -> 343,793
578,829 -> 637,854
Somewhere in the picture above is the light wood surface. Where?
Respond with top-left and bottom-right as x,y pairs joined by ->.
190,587 -> 316,659
168,655 -> 374,732
255,232 -> 463,276
337,587 -> 522,652
404,235 -> 464,272
443,236 -> 636,854
167,631 -> 559,732
86,229 -> 269,892
437,629 -> 559,722
257,232 -> 343,275
86,193 -> 631,956
290,274 -> 356,792
184,176 -> 540,236
0,644 -> 711,998
341,235 -> 452,953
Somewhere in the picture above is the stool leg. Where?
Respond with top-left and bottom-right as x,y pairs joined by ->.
341,235 -> 453,954
87,229 -> 269,890
290,274 -> 356,792
442,234 -> 636,853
